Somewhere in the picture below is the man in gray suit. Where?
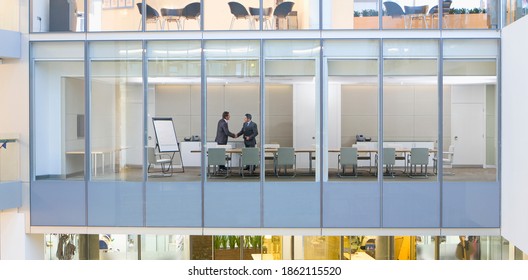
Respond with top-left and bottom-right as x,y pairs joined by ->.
215,111 -> 236,171
237,113 -> 258,171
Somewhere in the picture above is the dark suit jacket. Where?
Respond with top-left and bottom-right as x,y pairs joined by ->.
215,119 -> 235,145
237,121 -> 258,147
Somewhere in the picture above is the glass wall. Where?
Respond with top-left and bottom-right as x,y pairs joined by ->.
204,0 -> 319,30
89,41 -> 143,181
264,40 -> 320,182
147,41 -> 202,182
324,40 -> 379,181
442,39 -> 498,182
383,39 -> 439,182
33,42 -> 85,180
31,0 -> 85,32
205,40 -> 260,181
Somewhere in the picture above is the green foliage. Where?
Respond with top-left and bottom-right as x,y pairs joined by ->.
361,9 -> 379,17
354,11 -> 361,17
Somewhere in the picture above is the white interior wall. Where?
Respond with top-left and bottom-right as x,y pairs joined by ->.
0,0 -> 20,31
293,83 -> 316,169
502,15 -> 528,254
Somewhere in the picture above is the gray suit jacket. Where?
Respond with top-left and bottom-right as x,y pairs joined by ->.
215,119 -> 235,145
237,121 -> 258,147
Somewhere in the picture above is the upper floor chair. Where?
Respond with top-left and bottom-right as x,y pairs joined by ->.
433,144 -> 455,175
249,7 -> 273,29
136,3 -> 162,30
228,2 -> 253,29
376,147 -> 396,178
273,1 -> 295,29
161,8 -> 183,30
428,0 -> 452,28
383,1 -> 405,17
404,5 -> 429,29
181,2 -> 201,30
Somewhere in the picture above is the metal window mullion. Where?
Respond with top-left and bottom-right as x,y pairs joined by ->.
200,39 -> 206,230
438,38 -> 444,229
379,38 -> 384,228
259,39 -> 264,228
319,39 -> 324,232
142,40 -> 148,227
84,41 -> 91,227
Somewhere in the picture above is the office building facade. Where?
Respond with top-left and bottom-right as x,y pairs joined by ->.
0,0 -> 527,260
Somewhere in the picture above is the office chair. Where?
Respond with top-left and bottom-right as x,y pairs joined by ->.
136,3 -> 162,31
273,1 -> 294,30
228,2 -> 253,29
249,7 -> 273,29
404,5 -> 429,29
161,8 -> 183,30
429,0 -> 452,28
181,2 -> 201,30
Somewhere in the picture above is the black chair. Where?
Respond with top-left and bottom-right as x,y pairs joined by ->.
429,0 -> 452,28
273,1 -> 294,30
181,2 -> 201,30
404,5 -> 429,29
136,3 -> 162,30
228,2 -> 252,29
249,7 -> 273,29
161,8 -> 183,30
383,1 -> 405,17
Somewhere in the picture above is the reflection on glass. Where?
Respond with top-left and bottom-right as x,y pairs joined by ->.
261,235 -> 282,260
141,234 -> 187,260
205,40 -> 260,181
33,42 -> 85,181
147,41 -> 202,182
383,39 -> 438,182
90,41 -> 143,181
204,0 -> 316,30
303,236 -> 340,260
442,39 -> 498,182
264,40 -> 320,182
32,0 -> 85,32
324,40 -> 379,181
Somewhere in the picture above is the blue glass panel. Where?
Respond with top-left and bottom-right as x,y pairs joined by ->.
0,181 -> 22,210
146,182 -> 201,227
383,182 -> 440,227
204,182 -> 260,227
323,182 -> 380,228
443,182 -> 500,227
264,182 -> 320,228
88,181 -> 143,226
31,180 -> 85,226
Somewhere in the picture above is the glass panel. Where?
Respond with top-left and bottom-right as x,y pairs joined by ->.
204,0 -> 317,30
324,40 -> 379,181
264,40 -> 320,182
141,234 -> 188,260
443,39 -> 498,182
147,41 -> 202,182
242,236 -> 264,260
90,41 -> 143,181
88,0 -> 141,31
205,40 -> 260,181
261,235 -> 282,260
446,0 -> 498,29
303,236 -> 340,260
507,0 -> 528,25
31,0 -> 85,32
383,39 -> 438,182
213,235 -> 241,260
324,0 -> 379,29
33,42 -> 85,181
439,236 -> 506,260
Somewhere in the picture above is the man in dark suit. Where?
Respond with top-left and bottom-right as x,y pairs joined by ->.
215,111 -> 236,171
237,113 -> 258,171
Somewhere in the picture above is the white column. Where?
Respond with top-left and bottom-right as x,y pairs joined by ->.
0,211 -> 44,260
